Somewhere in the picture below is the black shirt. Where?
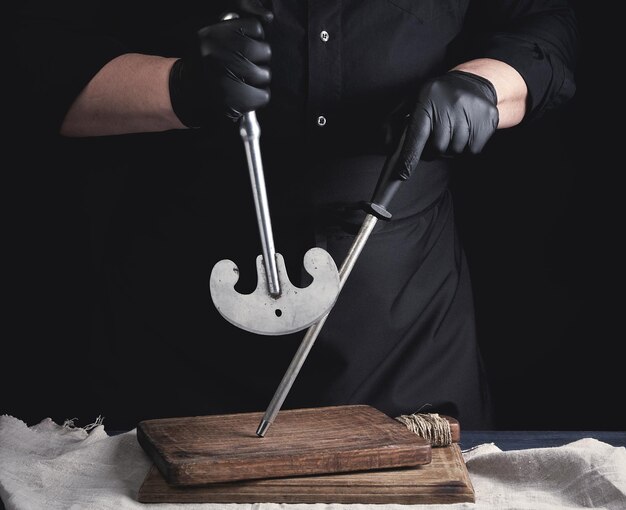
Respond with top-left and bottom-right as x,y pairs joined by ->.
11,0 -> 578,430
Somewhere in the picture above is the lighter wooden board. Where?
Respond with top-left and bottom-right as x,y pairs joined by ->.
137,443 -> 474,504
137,405 -> 432,485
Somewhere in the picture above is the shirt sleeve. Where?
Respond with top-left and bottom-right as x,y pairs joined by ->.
11,1 -> 128,134
459,0 -> 579,121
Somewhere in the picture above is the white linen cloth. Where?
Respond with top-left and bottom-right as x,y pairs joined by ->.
1,415 -> 625,510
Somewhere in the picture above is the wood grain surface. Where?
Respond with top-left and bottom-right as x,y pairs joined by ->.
137,405 -> 431,485
137,443 -> 474,504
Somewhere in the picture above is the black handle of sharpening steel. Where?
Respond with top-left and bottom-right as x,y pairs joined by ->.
363,128 -> 409,221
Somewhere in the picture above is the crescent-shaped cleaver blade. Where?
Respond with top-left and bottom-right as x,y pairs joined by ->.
209,247 -> 341,336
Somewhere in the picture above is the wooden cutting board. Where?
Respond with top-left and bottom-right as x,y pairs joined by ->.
137,405 -> 431,485
137,443 -> 474,504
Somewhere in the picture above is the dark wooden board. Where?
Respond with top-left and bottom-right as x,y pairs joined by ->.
137,443 -> 474,504
137,405 -> 431,485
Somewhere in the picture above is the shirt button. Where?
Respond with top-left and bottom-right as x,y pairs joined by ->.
320,30 -> 330,42
317,115 -> 327,127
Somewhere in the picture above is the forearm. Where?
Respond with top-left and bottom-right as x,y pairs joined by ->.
60,53 -> 186,137
452,58 -> 528,129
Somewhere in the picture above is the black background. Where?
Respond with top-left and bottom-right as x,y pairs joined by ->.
3,1 -> 623,431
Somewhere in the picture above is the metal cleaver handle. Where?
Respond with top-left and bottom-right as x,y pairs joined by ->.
222,12 -> 280,296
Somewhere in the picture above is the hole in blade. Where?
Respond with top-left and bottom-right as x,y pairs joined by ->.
275,309 -> 282,317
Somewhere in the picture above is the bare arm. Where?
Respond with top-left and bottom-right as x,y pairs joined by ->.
453,58 -> 528,128
61,56 -> 526,137
60,53 -> 186,137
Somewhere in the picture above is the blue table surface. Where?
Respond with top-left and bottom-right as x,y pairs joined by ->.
108,429 -> 626,451
458,430 -> 626,451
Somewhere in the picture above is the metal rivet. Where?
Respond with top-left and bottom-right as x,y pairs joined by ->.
320,30 -> 330,42
317,115 -> 327,127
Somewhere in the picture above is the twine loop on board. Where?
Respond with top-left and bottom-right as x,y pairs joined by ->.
395,412 -> 452,447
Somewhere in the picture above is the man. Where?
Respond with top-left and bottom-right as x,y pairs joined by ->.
11,0 -> 578,430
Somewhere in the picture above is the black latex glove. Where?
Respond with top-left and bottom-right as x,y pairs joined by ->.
168,0 -> 273,127
395,70 -> 499,179
369,70 -> 499,219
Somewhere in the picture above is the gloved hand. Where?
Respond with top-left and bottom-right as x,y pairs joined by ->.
394,70 -> 499,179
168,0 -> 273,127
368,70 -> 499,219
